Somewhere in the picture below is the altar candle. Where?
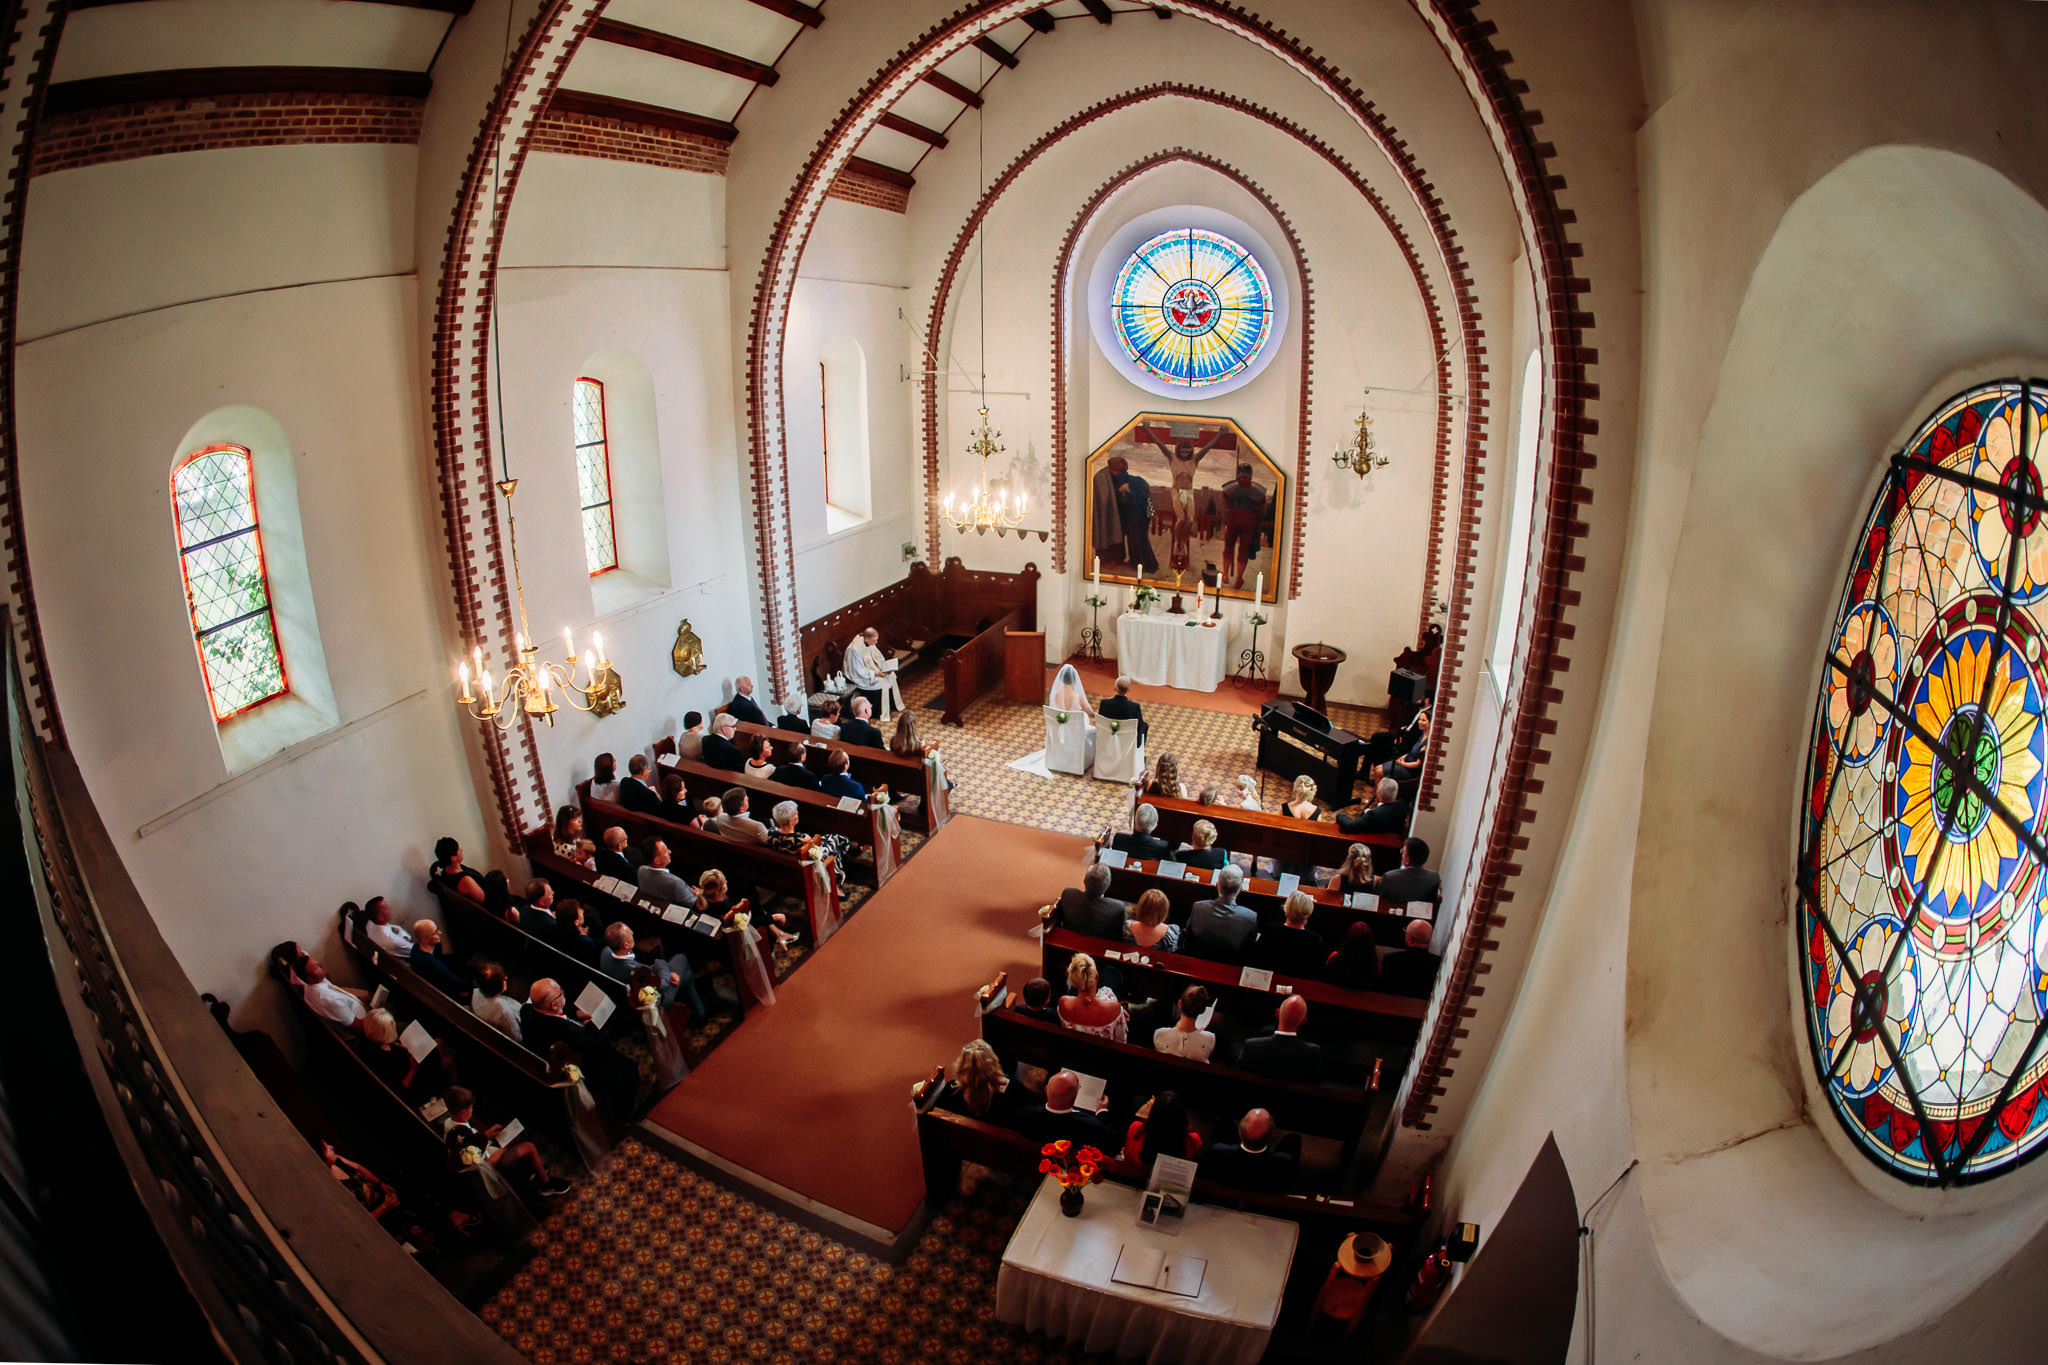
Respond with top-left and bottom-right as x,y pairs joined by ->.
1254,571 -> 1264,604
1093,556 -> 1101,591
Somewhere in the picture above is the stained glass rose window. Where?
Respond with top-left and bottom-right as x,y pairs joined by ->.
1799,379 -> 2048,1183
1109,228 -> 1273,389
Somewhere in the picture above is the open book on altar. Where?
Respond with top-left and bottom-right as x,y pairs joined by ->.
1111,1245 -> 1207,1297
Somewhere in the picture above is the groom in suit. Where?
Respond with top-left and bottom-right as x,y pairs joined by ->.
1095,675 -> 1147,742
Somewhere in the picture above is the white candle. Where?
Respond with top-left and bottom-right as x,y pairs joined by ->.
1093,556 -> 1101,591
1254,571 -> 1264,604
592,630 -> 604,661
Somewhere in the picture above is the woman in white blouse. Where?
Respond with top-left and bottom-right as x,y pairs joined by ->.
1153,983 -> 1216,1062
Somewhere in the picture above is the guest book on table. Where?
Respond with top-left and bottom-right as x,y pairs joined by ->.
1112,1246 -> 1207,1297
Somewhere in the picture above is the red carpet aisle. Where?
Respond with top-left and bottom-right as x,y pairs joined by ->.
644,815 -> 1086,1234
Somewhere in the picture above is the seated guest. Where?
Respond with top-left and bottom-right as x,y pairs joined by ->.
1018,1069 -> 1117,1148
1056,861 -> 1129,939
470,962 -> 522,1043
1251,891 -> 1327,978
599,921 -> 706,1020
1369,711 -> 1428,785
1200,1108 -> 1299,1193
1182,864 -> 1257,960
1142,752 -> 1185,800
714,788 -> 770,844
552,806 -> 585,860
588,752 -> 621,803
636,840 -> 698,908
1097,674 -> 1149,742
838,695 -> 885,749
1282,774 -> 1321,821
363,896 -> 414,958
818,749 -> 866,802
1195,786 -> 1221,806
938,1039 -> 1020,1125
691,869 -> 795,946
766,800 -> 854,883
520,878 -> 559,934
1056,952 -> 1128,1042
1153,984 -> 1215,1062
519,978 -> 639,1116
1123,1090 -> 1201,1163
1367,699 -> 1429,765
722,675 -> 770,727
776,696 -> 812,735
442,1086 -> 571,1198
409,920 -> 471,996
480,870 -> 522,924
692,796 -> 721,830
810,695 -> 843,741
770,741 -> 821,790
1123,887 -> 1178,953
618,754 -> 662,814
675,711 -> 707,761
572,837 -> 598,868
296,952 -> 368,1028
1231,774 -> 1264,810
1380,918 -> 1442,997
1373,836 -> 1442,906
1238,994 -> 1324,1083
553,900 -> 599,964
742,735 -> 778,781
1179,819 -> 1230,870
1337,777 -> 1410,836
594,827 -> 636,880
1323,922 -> 1382,991
1326,843 -> 1377,896
431,837 -> 484,902
357,1008 -> 419,1092
890,711 -> 928,759
657,769 -> 693,822
701,713 -> 749,772
1012,976 -> 1061,1023
1110,803 -> 1172,861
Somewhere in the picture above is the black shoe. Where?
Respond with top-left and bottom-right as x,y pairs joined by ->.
538,1177 -> 572,1198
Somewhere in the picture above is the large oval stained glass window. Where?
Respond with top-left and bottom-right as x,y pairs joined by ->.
1800,379 -> 2048,1184
1110,228 -> 1273,389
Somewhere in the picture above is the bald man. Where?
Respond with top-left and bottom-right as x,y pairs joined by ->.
1236,994 -> 1324,1084
1380,918 -> 1442,998
723,676 -> 768,728
1200,1107 -> 1299,1193
1017,1069 -> 1117,1148
518,978 -> 638,1116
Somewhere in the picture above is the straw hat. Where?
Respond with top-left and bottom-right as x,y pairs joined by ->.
1336,1232 -> 1391,1278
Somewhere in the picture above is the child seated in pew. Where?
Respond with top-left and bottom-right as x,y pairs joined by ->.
1012,977 -> 1060,1023
442,1086 -> 571,1198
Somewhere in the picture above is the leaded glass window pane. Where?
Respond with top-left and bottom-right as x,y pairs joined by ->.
574,377 -> 618,575
1799,379 -> 2048,1184
172,445 -> 287,720
1109,228 -> 1274,389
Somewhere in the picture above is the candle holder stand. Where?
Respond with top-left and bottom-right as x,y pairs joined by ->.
1081,594 -> 1107,662
1233,612 -> 1269,686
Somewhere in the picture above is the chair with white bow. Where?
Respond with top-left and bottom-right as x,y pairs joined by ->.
1093,719 -> 1146,783
1043,706 -> 1096,776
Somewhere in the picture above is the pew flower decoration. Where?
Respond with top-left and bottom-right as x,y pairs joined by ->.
728,911 -> 752,933
1039,1140 -> 1107,1189
1107,719 -> 1123,736
1055,711 -> 1071,725
798,834 -> 828,866
561,1063 -> 583,1085
636,986 -> 661,1009
457,1142 -> 487,1169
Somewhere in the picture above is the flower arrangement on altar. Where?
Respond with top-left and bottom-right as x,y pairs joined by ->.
1132,584 -> 1161,613
1039,1139 -> 1107,1189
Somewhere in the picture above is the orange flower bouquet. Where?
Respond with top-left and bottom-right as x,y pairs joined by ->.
1040,1139 -> 1107,1216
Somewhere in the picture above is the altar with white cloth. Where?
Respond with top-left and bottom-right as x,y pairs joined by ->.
1116,611 -> 1229,692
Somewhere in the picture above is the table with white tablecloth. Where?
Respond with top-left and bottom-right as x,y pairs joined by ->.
1116,612 -> 1229,692
994,1176 -> 1299,1365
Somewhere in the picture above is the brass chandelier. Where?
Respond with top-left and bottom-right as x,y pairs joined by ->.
1332,401 -> 1388,483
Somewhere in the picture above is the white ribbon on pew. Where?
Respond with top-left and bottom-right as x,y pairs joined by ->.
804,854 -> 843,945
871,797 -> 903,883
925,750 -> 951,829
459,1154 -> 538,1238
549,1068 -> 614,1173
728,920 -> 777,1006
637,998 -> 690,1092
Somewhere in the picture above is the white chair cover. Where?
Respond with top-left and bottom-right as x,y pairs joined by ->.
1044,706 -> 1096,775
1094,722 -> 1146,783
925,751 -> 952,829
552,1073 -> 614,1172
803,852 -> 843,944
870,798 -> 904,883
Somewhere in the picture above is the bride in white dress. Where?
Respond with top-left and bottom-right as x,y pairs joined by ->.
1047,663 -> 1097,719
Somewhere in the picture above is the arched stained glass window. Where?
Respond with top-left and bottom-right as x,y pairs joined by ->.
1800,378 -> 2048,1185
574,376 -> 618,576
1110,228 -> 1273,389
171,443 -> 287,720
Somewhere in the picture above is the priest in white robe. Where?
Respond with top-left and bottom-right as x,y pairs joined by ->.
844,627 -> 903,720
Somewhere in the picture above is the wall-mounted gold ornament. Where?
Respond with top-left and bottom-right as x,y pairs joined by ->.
589,664 -> 626,718
671,620 -> 707,679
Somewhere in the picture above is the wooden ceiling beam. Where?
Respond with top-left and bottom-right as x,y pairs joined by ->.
921,70 -> 982,108
1022,9 -> 1056,33
973,36 -> 1019,69
545,89 -> 738,144
589,19 -> 778,86
742,0 -> 823,27
843,156 -> 914,190
44,66 -> 429,116
1081,0 -> 1116,24
878,111 -> 947,149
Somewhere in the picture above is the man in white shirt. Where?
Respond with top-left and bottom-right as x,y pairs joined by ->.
844,627 -> 903,720
636,840 -> 698,907
363,897 -> 414,958
469,961 -> 523,1043
297,955 -> 368,1028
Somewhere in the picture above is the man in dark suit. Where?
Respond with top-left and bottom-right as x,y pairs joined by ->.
1110,803 -> 1172,860
1181,864 -> 1258,960
1017,1070 -> 1118,1149
594,827 -> 637,881
1337,777 -> 1410,836
1095,674 -> 1148,742
1249,897 -> 1327,978
598,921 -> 706,1019
777,697 -> 812,735
1055,862 -> 1130,939
407,919 -> 471,996
519,877 -> 559,934
817,750 -> 866,802
519,978 -> 637,1115
1199,1109 -> 1299,1193
838,696 -> 885,749
1374,836 -> 1442,907
723,675 -> 769,728
1379,918 -> 1442,997
553,900 -> 600,965
770,741 -> 821,790
1236,995 -> 1324,1083
617,754 -> 662,814
701,714 -> 749,772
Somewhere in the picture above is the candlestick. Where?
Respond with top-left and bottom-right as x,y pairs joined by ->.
1254,571 -> 1264,604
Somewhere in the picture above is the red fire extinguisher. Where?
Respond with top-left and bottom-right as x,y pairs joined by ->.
1406,1169 -> 1434,1220
1404,1244 -> 1452,1314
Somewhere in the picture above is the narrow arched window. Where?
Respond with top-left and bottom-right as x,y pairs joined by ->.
821,335 -> 872,532
171,443 -> 287,720
574,376 -> 619,575
1490,350 -> 1543,689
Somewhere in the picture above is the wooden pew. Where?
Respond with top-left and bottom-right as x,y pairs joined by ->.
723,719 -> 933,832
1101,857 -> 1424,947
980,1007 -> 1376,1169
1040,927 -> 1425,1055
654,751 -> 882,872
426,879 -> 635,1038
941,606 -> 1022,726
578,780 -> 809,900
799,556 -> 1040,696
1140,793 -> 1403,874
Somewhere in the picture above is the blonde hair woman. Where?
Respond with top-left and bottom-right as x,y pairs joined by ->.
1284,774 -> 1320,820
1181,818 -> 1229,871
1123,888 -> 1179,953
1056,951 -> 1128,1042
937,1039 -> 1017,1122
1328,842 -> 1376,893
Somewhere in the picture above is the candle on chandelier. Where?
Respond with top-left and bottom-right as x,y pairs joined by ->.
592,631 -> 605,663
458,661 -> 470,693
563,628 -> 575,659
